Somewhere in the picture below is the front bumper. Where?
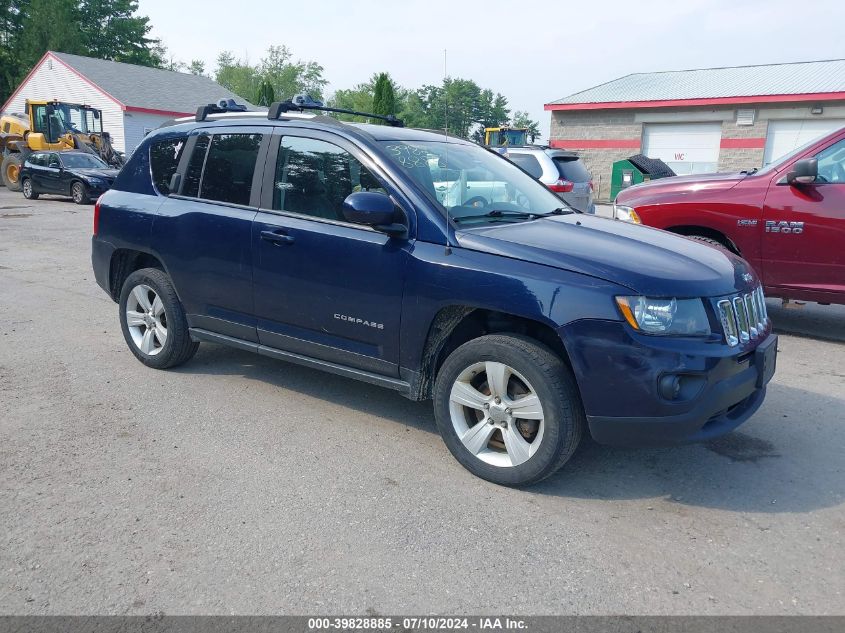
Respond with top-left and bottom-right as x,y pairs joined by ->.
560,320 -> 777,446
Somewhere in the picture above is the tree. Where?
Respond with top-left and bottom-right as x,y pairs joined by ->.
371,72 -> 396,122
0,0 -> 164,105
78,0 -> 163,67
511,111 -> 541,144
187,59 -> 206,76
255,79 -> 275,107
214,46 -> 327,106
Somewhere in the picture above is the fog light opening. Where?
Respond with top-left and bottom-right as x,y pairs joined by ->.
659,375 -> 682,400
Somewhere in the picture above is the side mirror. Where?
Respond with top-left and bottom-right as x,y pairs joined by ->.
787,158 -> 818,185
341,191 -> 405,236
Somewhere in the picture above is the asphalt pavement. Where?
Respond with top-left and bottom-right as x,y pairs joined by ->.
1,188 -> 843,615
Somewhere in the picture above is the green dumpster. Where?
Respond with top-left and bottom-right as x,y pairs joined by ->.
610,154 -> 676,201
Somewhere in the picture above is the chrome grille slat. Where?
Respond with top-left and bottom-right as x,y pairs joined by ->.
719,286 -> 768,347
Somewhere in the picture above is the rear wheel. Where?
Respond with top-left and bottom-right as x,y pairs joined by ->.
118,268 -> 199,369
433,334 -> 584,486
1,154 -> 23,192
21,178 -> 38,200
71,181 -> 90,204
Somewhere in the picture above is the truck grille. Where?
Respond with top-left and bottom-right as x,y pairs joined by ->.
717,286 -> 768,347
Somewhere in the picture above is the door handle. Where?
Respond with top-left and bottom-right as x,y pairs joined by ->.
260,230 -> 295,245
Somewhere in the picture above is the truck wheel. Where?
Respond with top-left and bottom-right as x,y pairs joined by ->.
22,178 -> 39,200
118,268 -> 199,369
71,181 -> 90,204
433,334 -> 584,486
688,235 -> 732,252
2,155 -> 23,192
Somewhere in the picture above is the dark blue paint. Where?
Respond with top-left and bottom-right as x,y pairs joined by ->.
91,115 -> 775,446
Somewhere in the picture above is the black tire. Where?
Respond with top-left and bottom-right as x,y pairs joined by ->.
21,178 -> 38,200
433,334 -> 584,486
2,154 -> 23,192
688,235 -> 732,252
71,181 -> 90,204
118,267 -> 199,369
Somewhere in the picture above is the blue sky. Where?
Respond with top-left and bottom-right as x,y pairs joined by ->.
141,0 -> 845,141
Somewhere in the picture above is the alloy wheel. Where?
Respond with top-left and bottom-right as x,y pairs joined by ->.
22,179 -> 32,198
125,284 -> 168,356
448,361 -> 545,467
72,183 -> 84,203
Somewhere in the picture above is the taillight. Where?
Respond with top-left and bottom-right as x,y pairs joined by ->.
93,195 -> 102,236
548,179 -> 574,193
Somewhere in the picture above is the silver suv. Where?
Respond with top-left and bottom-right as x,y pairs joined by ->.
505,146 -> 595,214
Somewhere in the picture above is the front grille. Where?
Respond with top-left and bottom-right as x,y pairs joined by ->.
717,286 -> 768,347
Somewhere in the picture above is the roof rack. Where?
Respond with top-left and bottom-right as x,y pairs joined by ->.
196,99 -> 248,122
267,94 -> 404,127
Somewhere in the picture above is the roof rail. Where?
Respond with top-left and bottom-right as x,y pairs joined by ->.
196,99 -> 248,122
267,94 -> 404,127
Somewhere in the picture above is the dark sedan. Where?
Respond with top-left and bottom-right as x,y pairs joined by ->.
20,150 -> 119,204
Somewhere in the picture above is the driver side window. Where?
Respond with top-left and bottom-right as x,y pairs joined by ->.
816,139 -> 845,184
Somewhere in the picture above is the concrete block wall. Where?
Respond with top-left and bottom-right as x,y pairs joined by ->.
549,101 -> 845,201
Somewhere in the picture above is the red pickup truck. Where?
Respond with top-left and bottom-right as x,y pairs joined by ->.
613,127 -> 845,306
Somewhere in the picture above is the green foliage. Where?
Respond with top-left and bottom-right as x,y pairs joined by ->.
396,77 -> 512,141
187,59 -> 206,76
511,111 -> 541,143
371,72 -> 396,123
214,45 -> 328,106
255,80 -> 275,107
0,0 -> 163,105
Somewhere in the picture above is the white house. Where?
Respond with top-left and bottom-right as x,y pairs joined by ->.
2,51 -> 255,154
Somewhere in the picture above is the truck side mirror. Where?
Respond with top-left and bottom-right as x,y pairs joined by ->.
787,158 -> 818,185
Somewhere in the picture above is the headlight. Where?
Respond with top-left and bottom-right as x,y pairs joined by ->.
613,204 -> 641,224
86,177 -> 105,185
616,296 -> 711,335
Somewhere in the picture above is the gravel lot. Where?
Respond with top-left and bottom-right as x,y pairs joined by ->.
1,188 -> 843,615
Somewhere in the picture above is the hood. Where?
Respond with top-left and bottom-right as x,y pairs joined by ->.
456,214 -> 758,297
616,171 -> 747,206
71,168 -> 119,179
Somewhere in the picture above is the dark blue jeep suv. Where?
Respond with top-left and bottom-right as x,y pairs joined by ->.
91,103 -> 777,486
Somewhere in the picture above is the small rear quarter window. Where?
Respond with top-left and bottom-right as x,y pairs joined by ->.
553,157 -> 591,182
150,137 -> 187,195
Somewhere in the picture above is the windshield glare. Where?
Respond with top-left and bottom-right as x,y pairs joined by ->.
61,153 -> 108,169
379,140 -> 569,224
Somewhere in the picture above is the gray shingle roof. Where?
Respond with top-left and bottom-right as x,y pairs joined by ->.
52,51 -> 256,114
548,59 -> 845,105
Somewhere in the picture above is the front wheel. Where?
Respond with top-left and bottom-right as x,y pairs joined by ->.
71,181 -> 90,204
22,178 -> 38,200
433,334 -> 584,486
1,154 -> 23,192
118,268 -> 199,369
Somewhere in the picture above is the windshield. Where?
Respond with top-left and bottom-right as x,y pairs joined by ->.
755,131 -> 837,176
379,140 -> 570,225
60,153 -> 108,169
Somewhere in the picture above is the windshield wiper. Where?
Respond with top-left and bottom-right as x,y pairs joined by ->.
452,210 -> 539,223
740,168 -> 758,175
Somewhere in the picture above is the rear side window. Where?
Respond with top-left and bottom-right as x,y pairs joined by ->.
150,137 -> 187,195
183,134 -> 210,198
508,153 -> 543,179
553,157 -> 591,182
199,133 -> 263,205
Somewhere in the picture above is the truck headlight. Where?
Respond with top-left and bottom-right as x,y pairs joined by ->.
615,296 -> 711,336
613,204 -> 641,224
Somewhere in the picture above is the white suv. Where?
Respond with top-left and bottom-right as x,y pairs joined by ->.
505,147 -> 595,214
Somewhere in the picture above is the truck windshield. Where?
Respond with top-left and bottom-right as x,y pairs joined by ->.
379,140 -> 570,224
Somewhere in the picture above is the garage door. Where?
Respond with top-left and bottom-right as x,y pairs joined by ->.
764,119 -> 845,164
642,123 -> 722,176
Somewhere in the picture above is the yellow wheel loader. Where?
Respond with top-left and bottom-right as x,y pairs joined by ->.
0,100 -> 124,191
